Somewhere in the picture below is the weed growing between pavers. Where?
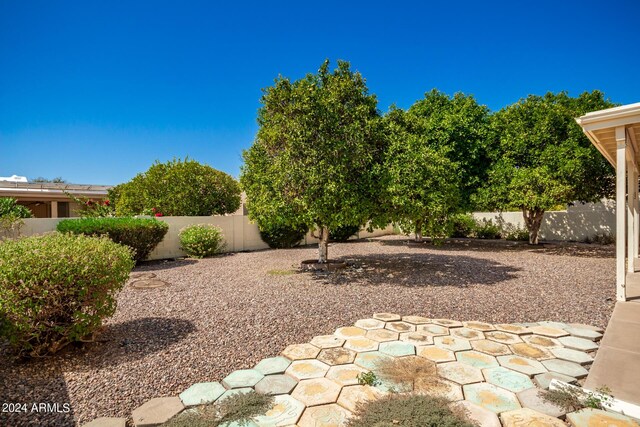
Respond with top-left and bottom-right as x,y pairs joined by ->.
162,391 -> 273,426
540,384 -> 613,412
346,394 -> 477,427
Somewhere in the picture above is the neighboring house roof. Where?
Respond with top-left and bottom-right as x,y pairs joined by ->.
0,181 -> 111,201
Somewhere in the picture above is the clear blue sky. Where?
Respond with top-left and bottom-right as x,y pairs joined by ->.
1,1 -> 638,185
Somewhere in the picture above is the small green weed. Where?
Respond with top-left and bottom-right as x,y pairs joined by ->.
540,384 -> 613,412
357,371 -> 381,386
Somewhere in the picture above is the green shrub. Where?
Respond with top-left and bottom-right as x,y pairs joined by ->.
475,219 -> 501,239
0,197 -> 32,240
504,226 -> 529,241
259,222 -> 308,249
179,224 -> 226,258
0,233 -> 134,358
347,394 -> 476,427
357,371 -> 381,386
330,224 -> 361,242
584,232 -> 615,245
448,214 -> 476,238
56,217 -> 168,262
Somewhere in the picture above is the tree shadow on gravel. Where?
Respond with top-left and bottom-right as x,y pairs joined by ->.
309,252 -> 521,287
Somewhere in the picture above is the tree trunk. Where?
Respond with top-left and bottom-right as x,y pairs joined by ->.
522,208 -> 545,245
414,219 -> 423,242
318,226 -> 329,263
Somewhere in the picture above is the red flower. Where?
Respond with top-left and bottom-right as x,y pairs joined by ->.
155,212 -> 163,217
103,200 -> 110,206
86,200 -> 93,206
152,207 -> 157,212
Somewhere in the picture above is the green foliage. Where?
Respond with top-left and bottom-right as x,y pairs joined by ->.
0,233 -> 134,358
241,60 -> 384,262
504,226 -> 530,241
540,384 -> 613,412
64,191 -> 115,217
347,394 -> 477,427
330,224 -> 361,242
475,219 -> 501,239
584,232 -> 615,245
258,221 -> 308,249
448,213 -> 477,238
110,158 -> 241,217
357,371 -> 381,386
179,224 -> 226,258
57,217 -> 168,262
31,177 -> 66,183
162,391 -> 273,427
0,197 -> 32,240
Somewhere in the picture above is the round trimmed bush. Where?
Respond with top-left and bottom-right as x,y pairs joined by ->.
0,233 -> 134,358
258,222 -> 308,249
179,224 -> 226,258
330,224 -> 361,242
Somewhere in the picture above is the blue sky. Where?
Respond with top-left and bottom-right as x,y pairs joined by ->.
1,1 -> 638,185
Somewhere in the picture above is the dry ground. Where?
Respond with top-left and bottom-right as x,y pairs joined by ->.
0,236 -> 616,426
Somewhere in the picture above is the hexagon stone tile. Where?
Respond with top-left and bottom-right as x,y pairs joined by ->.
564,326 -> 602,341
298,403 -> 352,427
365,328 -> 399,342
252,394 -> 305,426
450,401 -> 501,427
431,318 -> 463,328
218,387 -> 253,402
286,360 -> 331,380
497,355 -> 547,377
354,318 -> 385,330
541,359 -> 588,379
378,340 -> 415,357
353,351 -> 393,371
282,343 -> 321,360
318,347 -> 357,366
472,339 -> 511,356
291,378 -> 342,407
538,321 -> 570,330
310,335 -> 345,349
463,383 -> 521,414
417,345 -> 456,363
484,331 -> 523,345
254,374 -> 298,395
551,347 -> 594,365
222,369 -> 264,389
483,367 -> 534,393
343,337 -> 379,352
385,321 -> 415,333
463,321 -> 495,332
326,364 -> 367,386
522,334 -> 562,349
254,356 -> 292,375
510,343 -> 553,360
516,387 -> 566,418
334,326 -> 366,340
416,324 -> 450,337
336,385 -> 384,412
415,378 -> 463,401
527,326 -> 569,338
565,408 -> 639,426
558,336 -> 598,352
82,417 -> 127,427
437,361 -> 483,384
402,315 -> 431,325
533,372 -> 577,390
495,324 -> 530,335
179,382 -> 226,406
435,336 -> 472,352
132,397 -> 184,427
399,332 -> 433,346
500,407 -> 565,426
373,312 -> 401,322
450,327 -> 485,341
456,350 -> 499,369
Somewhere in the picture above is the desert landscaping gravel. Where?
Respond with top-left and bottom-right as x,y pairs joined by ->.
0,235 -> 616,426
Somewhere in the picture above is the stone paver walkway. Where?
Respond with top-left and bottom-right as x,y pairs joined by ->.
84,314 -> 640,427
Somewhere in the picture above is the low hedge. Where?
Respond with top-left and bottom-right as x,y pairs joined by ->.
330,224 -> 361,242
179,224 -> 226,258
259,222 -> 308,249
0,233 -> 134,358
57,217 -> 168,262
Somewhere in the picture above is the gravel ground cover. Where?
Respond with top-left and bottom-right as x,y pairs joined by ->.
0,235 -> 615,426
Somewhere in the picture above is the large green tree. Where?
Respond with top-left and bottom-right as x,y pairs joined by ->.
241,60 -> 384,263
474,91 -> 615,244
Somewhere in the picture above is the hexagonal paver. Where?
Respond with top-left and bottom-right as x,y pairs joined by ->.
483,367 -> 534,393
353,351 -> 393,371
132,397 -> 184,427
416,324 -> 449,336
385,321 -> 415,333
311,335 -> 345,349
399,332 -> 433,346
431,318 -> 463,327
282,343 -> 321,360
510,343 -> 553,360
500,407 -> 565,426
463,321 -> 495,332
568,322 -> 604,333
456,350 -> 499,369
365,328 -> 399,342
527,326 -> 569,338
343,337 -> 379,352
318,347 -> 357,365
564,326 -> 602,341
254,356 -> 292,375
336,385 -> 383,412
450,327 -> 485,340
373,312 -> 401,322
533,372 -> 577,390
334,326 -> 366,340
298,404 -> 352,427
402,315 -> 431,325
485,331 -> 523,345
252,394 -> 305,426
434,336 -> 472,352
222,369 -> 264,389
292,378 -> 342,407
522,334 -> 562,349
472,339 -> 511,356
541,359 -> 588,379
286,360 -> 330,380
326,364 -> 367,386
375,376 -> 412,393
82,418 -> 127,427
551,347 -> 593,365
415,378 -> 463,401
179,382 -> 226,406
516,387 -> 566,418
463,383 -> 521,414
558,335 -> 598,351
378,340 -> 415,357
254,374 -> 298,395
218,419 -> 258,427
566,408 -> 639,426
218,387 -> 253,402
417,345 -> 456,363
495,324 -> 531,335
437,361 -> 483,384
538,321 -> 570,330
449,401 -> 501,427
354,318 -> 385,330
497,355 -> 547,377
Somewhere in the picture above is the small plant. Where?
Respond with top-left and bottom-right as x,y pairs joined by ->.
540,383 -> 614,412
258,222 -> 308,249
504,225 -> 530,241
357,371 -> 381,386
584,232 -> 615,245
475,219 -> 501,239
266,269 -> 296,276
376,355 -> 439,392
0,233 -> 134,358
0,197 -> 32,240
449,213 -> 477,238
330,224 -> 361,242
346,394 -> 477,427
57,217 -> 168,262
64,191 -> 115,217
179,224 -> 226,258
